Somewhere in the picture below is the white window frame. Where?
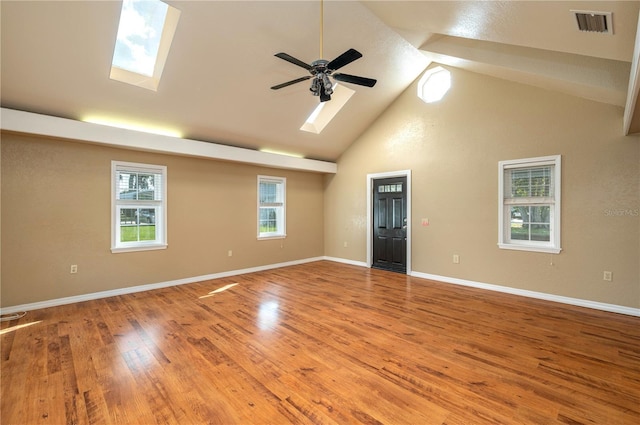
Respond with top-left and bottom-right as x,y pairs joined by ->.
112,161 -> 167,253
498,155 -> 561,254
257,175 -> 286,240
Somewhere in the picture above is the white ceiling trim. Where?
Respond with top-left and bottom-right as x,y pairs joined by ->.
420,35 -> 630,107
624,11 -> 640,135
0,108 -> 337,174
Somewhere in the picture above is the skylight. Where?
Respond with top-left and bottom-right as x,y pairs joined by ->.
110,0 -> 181,91
300,84 -> 355,134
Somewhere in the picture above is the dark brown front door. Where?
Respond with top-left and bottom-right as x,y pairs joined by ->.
372,177 -> 407,273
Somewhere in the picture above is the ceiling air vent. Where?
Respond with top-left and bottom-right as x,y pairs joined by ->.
572,10 -> 612,34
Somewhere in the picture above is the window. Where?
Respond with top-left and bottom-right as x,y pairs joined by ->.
112,161 -> 167,252
418,66 -> 451,103
498,155 -> 561,253
110,0 -> 181,91
258,176 -> 286,239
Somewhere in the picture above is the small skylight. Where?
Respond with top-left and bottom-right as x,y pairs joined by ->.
418,66 -> 451,103
110,0 -> 181,91
301,84 -> 355,134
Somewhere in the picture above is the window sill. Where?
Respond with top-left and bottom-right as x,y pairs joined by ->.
257,235 -> 286,241
498,243 -> 561,254
111,243 -> 168,254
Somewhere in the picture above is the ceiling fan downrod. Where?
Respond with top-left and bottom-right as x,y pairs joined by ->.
270,0 -> 377,102
319,0 -> 324,59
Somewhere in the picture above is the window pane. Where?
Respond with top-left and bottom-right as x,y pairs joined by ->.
530,205 -> 551,225
531,224 -> 550,241
119,207 -> 157,243
530,168 -> 551,197
117,171 -> 161,200
509,166 -> 552,198
509,205 -> 551,242
120,208 -> 137,225
138,224 -> 156,241
137,173 -> 156,200
120,208 -> 139,242
260,182 -> 278,203
510,206 -> 525,226
112,0 -> 169,77
510,227 -> 529,240
510,205 -> 528,240
139,208 -> 156,241
259,207 -> 278,233
139,208 -> 155,224
510,170 -> 531,197
118,173 -> 138,200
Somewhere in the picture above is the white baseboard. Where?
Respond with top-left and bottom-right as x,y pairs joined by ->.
322,256 -> 368,268
324,257 -> 639,317
0,257 -> 324,315
3,256 -> 638,318
409,271 -> 640,317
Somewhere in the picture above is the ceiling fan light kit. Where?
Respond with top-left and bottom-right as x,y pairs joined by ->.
271,0 -> 376,102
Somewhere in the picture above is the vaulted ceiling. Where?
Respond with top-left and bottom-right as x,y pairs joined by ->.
2,1 -> 639,163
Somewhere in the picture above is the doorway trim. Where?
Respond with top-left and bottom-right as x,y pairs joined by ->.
366,170 -> 412,274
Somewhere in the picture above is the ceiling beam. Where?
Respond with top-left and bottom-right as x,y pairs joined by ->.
419,35 -> 629,108
0,108 -> 337,174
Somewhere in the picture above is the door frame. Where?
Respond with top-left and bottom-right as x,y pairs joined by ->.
366,170 -> 412,274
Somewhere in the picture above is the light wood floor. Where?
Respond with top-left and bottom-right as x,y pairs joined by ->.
2,261 -> 639,424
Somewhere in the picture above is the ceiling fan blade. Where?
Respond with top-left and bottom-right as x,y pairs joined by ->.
271,76 -> 312,90
327,48 -> 362,71
333,73 -> 377,87
274,53 -> 312,70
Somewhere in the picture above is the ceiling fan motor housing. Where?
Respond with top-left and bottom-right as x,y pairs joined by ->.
310,60 -> 333,97
310,59 -> 329,74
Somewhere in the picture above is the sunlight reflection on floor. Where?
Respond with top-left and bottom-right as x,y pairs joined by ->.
199,283 -> 238,299
0,320 -> 42,335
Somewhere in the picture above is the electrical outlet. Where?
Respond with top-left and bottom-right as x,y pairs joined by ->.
603,271 -> 612,281
228,250 -> 232,257
453,254 -> 460,264
70,265 -> 78,274
344,241 -> 348,248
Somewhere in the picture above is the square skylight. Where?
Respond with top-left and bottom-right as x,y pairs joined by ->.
300,84 -> 355,134
110,0 -> 181,91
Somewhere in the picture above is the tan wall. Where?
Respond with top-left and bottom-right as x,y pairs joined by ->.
325,66 -> 640,308
2,67 -> 639,310
1,133 -> 324,307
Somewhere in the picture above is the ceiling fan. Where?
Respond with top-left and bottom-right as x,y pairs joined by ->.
270,0 -> 377,102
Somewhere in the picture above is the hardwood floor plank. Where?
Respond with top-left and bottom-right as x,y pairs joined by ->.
2,261 -> 639,424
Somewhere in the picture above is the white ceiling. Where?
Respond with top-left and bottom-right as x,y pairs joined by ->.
2,1 -> 639,163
